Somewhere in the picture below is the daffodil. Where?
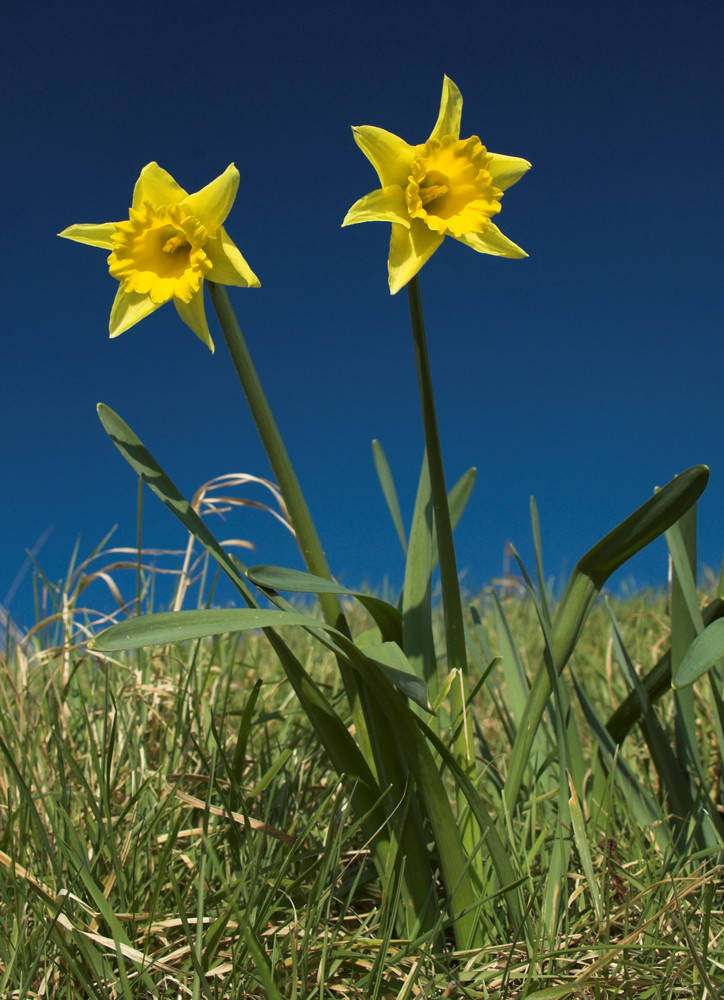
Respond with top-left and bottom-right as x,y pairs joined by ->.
343,77 -> 531,293
59,162 -> 260,351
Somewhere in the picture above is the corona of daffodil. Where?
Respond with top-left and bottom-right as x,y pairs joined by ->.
59,162 -> 260,351
343,76 -> 531,293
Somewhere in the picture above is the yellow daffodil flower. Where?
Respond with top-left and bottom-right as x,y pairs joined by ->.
59,162 -> 260,351
343,76 -> 531,293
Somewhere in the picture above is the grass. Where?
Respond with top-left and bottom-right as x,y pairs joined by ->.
1,542 -> 723,999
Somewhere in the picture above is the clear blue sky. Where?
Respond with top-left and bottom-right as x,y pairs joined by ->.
3,0 -> 723,627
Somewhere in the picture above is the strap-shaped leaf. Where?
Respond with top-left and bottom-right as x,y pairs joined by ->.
372,439 -> 407,554
607,596 -> 724,741
402,453 -> 437,691
97,403 -> 253,601
246,565 -> 402,645
505,465 -> 709,813
89,607 -> 430,711
673,618 -> 724,688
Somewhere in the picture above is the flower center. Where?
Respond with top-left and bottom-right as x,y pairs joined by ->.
406,135 -> 503,238
108,203 -> 213,304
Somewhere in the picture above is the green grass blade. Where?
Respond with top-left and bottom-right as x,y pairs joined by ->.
529,496 -> 552,632
491,592 -> 530,728
240,923 -> 287,1000
567,772 -> 602,921
90,603 -> 447,935
372,439 -> 407,554
230,678 -> 263,808
511,545 -> 586,798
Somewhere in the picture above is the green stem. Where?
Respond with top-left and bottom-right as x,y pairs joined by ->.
406,276 -> 472,767
207,282 -> 346,634
208,281 -> 371,748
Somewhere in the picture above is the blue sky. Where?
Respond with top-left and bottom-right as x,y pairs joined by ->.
3,0 -> 723,627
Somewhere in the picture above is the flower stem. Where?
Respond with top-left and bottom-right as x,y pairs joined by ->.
206,282 -> 347,634
406,275 -> 473,767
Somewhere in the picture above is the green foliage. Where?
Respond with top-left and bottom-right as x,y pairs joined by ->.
32,209 -> 723,997
2,539 -> 723,997
91,394 -> 718,949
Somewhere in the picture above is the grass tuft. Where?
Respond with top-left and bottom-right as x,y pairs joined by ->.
1,543 -> 722,998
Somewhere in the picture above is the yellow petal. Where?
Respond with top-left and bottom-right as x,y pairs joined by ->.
58,222 -> 118,249
342,186 -> 410,228
173,289 -> 214,352
109,285 -> 162,337
429,76 -> 463,142
388,220 -> 444,294
132,162 -> 187,212
183,164 -> 239,233
487,153 -> 532,192
205,227 -> 261,287
351,126 -> 414,188
455,222 -> 528,258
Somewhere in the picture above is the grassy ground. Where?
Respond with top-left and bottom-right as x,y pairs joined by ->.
1,548 -> 722,999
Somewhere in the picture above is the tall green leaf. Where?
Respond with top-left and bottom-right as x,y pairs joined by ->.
372,439 -> 407,555
505,465 -> 709,813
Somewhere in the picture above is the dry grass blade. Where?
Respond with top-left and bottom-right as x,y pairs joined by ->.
163,780 -> 296,845
173,471 -> 295,611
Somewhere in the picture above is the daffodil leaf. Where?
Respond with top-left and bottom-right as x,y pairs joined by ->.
673,618 -> 724,688
246,565 -> 402,645
372,439 -> 407,554
505,464 -> 710,814
89,608 -> 326,652
89,604 -> 429,710
361,642 -> 431,711
96,402 -> 252,600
